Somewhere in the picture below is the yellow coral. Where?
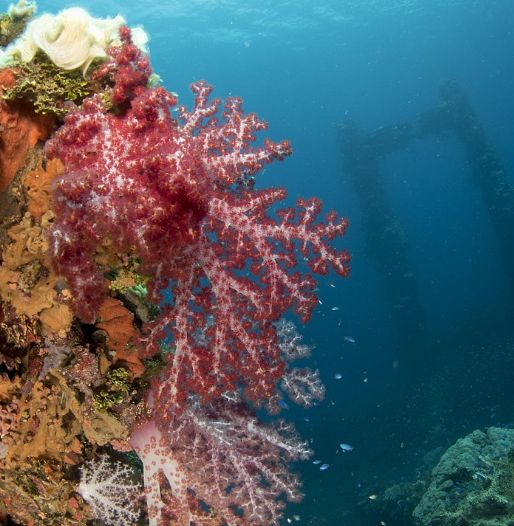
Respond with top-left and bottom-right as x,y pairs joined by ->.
0,210 -> 56,318
3,212 -> 45,267
0,152 -> 74,336
8,274 -> 56,318
4,376 -> 82,466
0,207 -> 70,335
21,154 -> 62,220
39,302 -> 73,337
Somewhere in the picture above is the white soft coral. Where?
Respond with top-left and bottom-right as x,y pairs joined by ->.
78,455 -> 142,526
0,7 -> 148,75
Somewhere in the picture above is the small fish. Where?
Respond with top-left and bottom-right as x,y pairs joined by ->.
334,373 -> 342,379
312,460 -> 322,464
344,336 -> 355,343
331,306 -> 340,311
330,283 -> 336,288
340,443 -> 353,452
278,400 -> 289,410
293,515 -> 300,521
287,519 -> 292,523
368,494 -> 378,500
319,463 -> 329,470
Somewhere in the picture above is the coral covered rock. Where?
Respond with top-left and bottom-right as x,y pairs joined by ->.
2,56 -> 95,118
0,68 -> 54,192
413,427 -> 514,526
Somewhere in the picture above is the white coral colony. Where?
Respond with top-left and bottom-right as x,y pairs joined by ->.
0,3 -> 148,75
27,8 -> 123,73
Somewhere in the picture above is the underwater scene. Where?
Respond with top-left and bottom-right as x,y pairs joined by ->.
0,0 -> 513,525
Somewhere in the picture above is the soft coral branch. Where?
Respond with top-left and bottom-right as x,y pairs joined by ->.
78,455 -> 142,526
147,184 -> 350,410
131,398 -> 310,526
179,80 -> 292,184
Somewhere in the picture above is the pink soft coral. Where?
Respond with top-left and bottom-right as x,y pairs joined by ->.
130,398 -> 311,526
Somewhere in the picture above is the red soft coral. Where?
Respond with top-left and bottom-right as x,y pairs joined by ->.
45,30 -> 349,405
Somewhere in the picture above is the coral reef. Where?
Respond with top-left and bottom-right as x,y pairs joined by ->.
0,6 -> 351,526
77,455 -> 142,526
0,152 -> 73,338
413,427 -> 514,526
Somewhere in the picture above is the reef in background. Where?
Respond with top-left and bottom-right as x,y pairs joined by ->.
413,426 -> 514,526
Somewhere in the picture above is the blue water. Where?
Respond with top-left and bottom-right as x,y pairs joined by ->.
34,0 -> 514,523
